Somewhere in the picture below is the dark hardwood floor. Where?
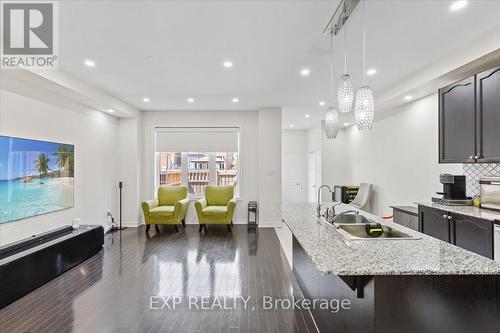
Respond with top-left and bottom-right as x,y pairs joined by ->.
0,225 -> 316,333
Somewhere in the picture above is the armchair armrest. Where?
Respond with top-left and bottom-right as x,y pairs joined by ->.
174,198 -> 190,221
195,198 -> 207,217
141,199 -> 159,224
227,198 -> 237,222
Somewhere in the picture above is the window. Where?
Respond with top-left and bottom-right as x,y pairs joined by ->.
155,128 -> 240,198
157,151 -> 239,198
187,152 -> 209,197
159,152 -> 181,186
216,152 -> 238,186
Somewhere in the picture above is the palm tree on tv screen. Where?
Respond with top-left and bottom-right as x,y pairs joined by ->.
35,154 -> 50,178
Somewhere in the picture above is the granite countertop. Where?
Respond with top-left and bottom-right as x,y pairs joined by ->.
417,202 -> 500,221
274,202 -> 500,276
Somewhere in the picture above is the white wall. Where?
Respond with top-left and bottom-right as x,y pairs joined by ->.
258,108 -> 282,224
306,123 -> 322,202
282,129 -> 307,202
0,89 -> 118,245
321,123 -> 350,190
141,110 -> 260,224
116,117 -> 143,227
320,93 -> 462,216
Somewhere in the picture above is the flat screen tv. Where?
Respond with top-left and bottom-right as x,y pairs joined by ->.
0,135 -> 74,223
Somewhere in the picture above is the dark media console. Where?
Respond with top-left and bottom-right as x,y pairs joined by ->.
0,225 -> 104,309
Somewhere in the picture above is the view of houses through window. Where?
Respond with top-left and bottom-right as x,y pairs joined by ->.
159,152 -> 239,198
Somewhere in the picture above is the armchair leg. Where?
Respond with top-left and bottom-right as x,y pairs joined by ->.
231,220 -> 233,226
182,219 -> 186,227
155,225 -> 160,233
145,224 -> 151,233
227,224 -> 232,232
204,224 -> 208,231
199,224 -> 204,232
174,224 -> 179,232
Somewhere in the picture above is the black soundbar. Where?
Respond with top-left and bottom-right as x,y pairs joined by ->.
0,225 -> 104,309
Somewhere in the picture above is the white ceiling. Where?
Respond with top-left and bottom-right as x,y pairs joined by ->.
57,0 -> 500,129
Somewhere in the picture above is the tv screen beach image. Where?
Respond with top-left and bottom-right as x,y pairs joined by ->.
0,136 -> 74,223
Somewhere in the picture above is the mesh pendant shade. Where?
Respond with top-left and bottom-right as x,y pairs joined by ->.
338,74 -> 354,113
355,86 -> 375,130
325,107 -> 339,139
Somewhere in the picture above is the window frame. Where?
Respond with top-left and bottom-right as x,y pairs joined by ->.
154,127 -> 241,200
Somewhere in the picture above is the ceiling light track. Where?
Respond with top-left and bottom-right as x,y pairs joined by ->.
323,0 -> 360,36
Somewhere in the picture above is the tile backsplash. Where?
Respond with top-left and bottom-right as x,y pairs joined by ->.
463,163 -> 500,197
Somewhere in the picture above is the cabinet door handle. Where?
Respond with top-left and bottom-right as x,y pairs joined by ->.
474,155 -> 480,159
468,155 -> 474,159
448,215 -> 453,220
443,214 -> 448,219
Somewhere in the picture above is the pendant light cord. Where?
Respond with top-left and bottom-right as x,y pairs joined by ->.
343,14 -> 347,74
362,0 -> 366,85
330,31 -> 334,102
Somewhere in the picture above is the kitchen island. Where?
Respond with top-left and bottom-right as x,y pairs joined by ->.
275,202 -> 500,333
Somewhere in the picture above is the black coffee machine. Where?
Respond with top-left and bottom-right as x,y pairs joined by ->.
432,174 -> 472,206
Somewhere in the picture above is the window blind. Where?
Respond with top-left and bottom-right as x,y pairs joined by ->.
155,127 -> 239,152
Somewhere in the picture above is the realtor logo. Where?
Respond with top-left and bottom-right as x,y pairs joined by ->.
1,1 -> 59,68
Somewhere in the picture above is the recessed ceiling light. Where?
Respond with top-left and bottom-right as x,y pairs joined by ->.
318,101 -> 326,106
187,97 -> 195,103
290,124 -> 295,128
366,68 -> 377,76
450,0 -> 467,11
344,122 -> 350,126
232,97 -> 239,103
143,97 -> 150,102
305,114 -> 311,118
300,68 -> 311,76
404,95 -> 413,101
106,108 -> 114,113
223,60 -> 233,68
84,59 -> 95,67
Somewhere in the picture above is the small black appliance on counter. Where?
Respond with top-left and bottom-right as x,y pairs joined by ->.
334,185 -> 359,204
432,174 -> 473,206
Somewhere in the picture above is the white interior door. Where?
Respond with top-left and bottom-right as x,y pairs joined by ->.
307,152 -> 318,202
282,153 -> 302,202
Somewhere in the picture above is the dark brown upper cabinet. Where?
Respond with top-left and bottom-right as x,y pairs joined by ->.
439,65 -> 500,163
476,65 -> 500,162
439,77 -> 476,163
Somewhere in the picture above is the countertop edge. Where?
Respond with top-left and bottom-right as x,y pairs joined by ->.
416,202 -> 500,221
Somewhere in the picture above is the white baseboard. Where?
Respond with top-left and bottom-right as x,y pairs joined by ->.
116,221 -> 140,228
183,218 -> 248,225
134,220 -> 283,228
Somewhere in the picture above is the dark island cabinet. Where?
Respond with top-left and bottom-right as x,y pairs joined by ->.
476,65 -> 500,162
439,65 -> 500,163
419,205 -> 451,242
418,205 -> 494,259
453,213 -> 494,259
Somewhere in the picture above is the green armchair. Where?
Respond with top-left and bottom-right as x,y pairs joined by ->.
195,185 -> 236,232
142,186 -> 189,233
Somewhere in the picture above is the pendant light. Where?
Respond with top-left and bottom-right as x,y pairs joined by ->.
338,17 -> 353,113
325,30 -> 339,139
355,0 -> 375,130
325,107 -> 339,139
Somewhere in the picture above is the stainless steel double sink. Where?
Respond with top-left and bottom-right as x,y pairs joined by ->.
317,212 -> 419,241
